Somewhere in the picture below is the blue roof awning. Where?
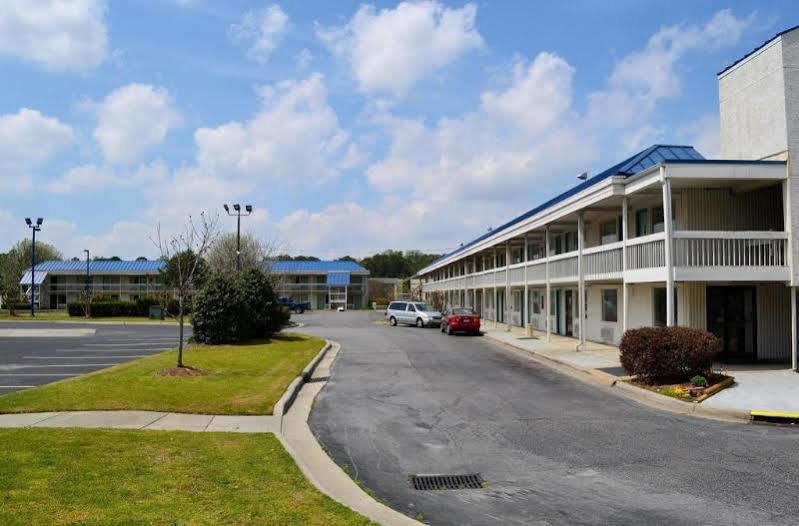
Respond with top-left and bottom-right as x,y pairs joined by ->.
326,271 -> 351,286
19,271 -> 47,285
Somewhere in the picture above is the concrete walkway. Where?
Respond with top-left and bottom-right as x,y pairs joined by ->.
483,323 -> 799,416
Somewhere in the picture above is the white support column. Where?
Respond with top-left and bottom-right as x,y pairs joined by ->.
545,226 -> 551,342
577,212 -> 586,350
473,255 -> 478,312
622,196 -> 629,335
505,240 -> 511,332
662,167 -> 675,327
493,247 -> 498,326
792,287 -> 797,371
463,259 -> 467,308
523,234 -> 529,332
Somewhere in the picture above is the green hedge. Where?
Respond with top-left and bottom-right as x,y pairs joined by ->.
67,301 -> 140,318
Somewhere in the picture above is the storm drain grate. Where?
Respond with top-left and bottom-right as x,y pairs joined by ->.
410,473 -> 484,491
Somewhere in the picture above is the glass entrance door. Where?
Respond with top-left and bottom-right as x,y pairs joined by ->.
707,286 -> 756,360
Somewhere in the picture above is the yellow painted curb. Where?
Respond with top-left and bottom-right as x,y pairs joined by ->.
750,410 -> 799,419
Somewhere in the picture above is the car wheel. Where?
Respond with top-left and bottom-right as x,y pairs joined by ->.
416,317 -> 424,328
389,316 -> 397,326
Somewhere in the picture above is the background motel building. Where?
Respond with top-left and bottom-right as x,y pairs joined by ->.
269,260 -> 370,310
418,26 -> 799,368
20,260 -> 165,309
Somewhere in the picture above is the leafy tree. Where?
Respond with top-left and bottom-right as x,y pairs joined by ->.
92,256 -> 121,261
135,256 -> 149,261
192,268 -> 288,344
206,232 -> 274,274
359,250 -> 440,278
337,255 -> 357,262
0,239 -> 63,315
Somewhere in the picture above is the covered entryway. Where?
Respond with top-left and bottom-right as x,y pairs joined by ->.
707,286 -> 756,361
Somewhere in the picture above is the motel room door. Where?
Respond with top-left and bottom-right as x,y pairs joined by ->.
564,290 -> 574,337
707,286 -> 756,361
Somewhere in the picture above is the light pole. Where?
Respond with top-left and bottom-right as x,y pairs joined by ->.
223,203 -> 253,271
84,249 -> 90,293
25,217 -> 43,317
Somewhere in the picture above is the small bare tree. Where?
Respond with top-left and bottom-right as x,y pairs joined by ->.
151,212 -> 219,368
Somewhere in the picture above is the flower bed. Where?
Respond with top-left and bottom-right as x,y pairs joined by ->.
628,373 -> 735,403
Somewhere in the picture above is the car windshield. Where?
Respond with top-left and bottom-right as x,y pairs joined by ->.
415,303 -> 435,312
452,308 -> 475,315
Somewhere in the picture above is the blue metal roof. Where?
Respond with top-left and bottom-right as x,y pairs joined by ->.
326,271 -> 351,286
425,144 -> 704,268
269,260 -> 369,274
26,260 -> 165,274
718,25 -> 799,76
19,271 -> 48,285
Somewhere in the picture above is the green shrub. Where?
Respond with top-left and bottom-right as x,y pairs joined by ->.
690,375 -> 708,387
167,297 -> 192,316
135,297 -> 161,317
619,327 -> 721,384
67,301 -> 140,318
191,269 -> 288,344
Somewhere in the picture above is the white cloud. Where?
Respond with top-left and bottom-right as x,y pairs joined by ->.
229,5 -> 289,63
45,160 -> 169,194
0,0 -> 108,71
317,1 -> 483,95
194,73 -> 356,183
677,114 -> 720,158
0,108 -> 75,170
586,9 -> 754,128
92,84 -> 181,164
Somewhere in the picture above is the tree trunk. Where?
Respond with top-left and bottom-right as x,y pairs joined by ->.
178,295 -> 184,368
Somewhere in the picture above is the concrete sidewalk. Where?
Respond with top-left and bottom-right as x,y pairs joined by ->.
0,410 -> 280,433
482,323 -> 799,417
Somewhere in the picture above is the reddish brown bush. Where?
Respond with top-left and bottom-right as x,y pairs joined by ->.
619,327 -> 721,383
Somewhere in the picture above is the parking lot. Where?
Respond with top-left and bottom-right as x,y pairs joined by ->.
0,322 -> 187,393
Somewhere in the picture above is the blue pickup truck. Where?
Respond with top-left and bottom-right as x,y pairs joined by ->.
278,297 -> 311,314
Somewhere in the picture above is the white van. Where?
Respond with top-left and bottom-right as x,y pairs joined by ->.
385,301 -> 442,328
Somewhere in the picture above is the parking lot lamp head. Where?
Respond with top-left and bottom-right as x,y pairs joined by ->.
25,217 -> 31,226
233,203 -> 241,212
223,204 -> 229,213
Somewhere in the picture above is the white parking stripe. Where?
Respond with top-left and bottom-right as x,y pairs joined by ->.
0,385 -> 34,388
0,364 -> 118,368
0,373 -> 74,377
24,355 -> 147,359
52,348 -> 169,352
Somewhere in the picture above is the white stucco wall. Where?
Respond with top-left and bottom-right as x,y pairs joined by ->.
719,37 -> 787,160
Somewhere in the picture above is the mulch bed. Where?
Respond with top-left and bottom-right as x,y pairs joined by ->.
629,373 -> 735,403
154,366 -> 211,377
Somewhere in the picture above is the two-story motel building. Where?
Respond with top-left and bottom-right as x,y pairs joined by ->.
20,260 -> 165,309
270,260 -> 370,310
418,25 -> 799,368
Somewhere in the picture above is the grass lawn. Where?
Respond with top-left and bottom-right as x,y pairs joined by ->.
0,310 -> 179,323
0,333 -> 325,415
0,427 -> 373,526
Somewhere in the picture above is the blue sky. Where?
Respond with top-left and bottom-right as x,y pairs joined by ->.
0,0 -> 795,259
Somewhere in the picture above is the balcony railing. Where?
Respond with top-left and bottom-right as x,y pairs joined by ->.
48,283 -> 164,292
673,231 -> 787,267
422,230 -> 789,291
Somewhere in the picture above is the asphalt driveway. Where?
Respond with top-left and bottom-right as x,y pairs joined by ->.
302,310 -> 799,526
0,322 -> 187,393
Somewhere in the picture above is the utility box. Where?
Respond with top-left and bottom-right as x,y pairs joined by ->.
148,305 -> 165,320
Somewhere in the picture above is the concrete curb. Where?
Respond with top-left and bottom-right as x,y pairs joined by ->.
484,333 -> 751,424
279,341 -> 423,526
274,341 -> 332,433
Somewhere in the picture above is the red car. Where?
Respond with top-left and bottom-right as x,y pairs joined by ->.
440,308 -> 481,335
